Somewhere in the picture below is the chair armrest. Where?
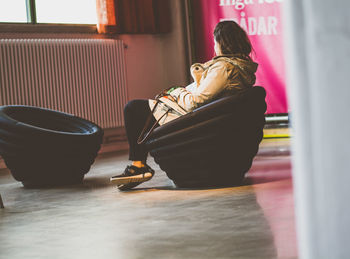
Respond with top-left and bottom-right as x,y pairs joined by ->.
148,86 -> 266,140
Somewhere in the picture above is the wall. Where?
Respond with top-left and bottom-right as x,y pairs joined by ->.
284,0 -> 350,258
118,0 -> 190,100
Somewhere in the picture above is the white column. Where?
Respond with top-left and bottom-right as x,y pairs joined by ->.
284,0 -> 350,258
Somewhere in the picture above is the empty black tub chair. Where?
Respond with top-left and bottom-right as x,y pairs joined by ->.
145,86 -> 267,188
0,106 -> 103,187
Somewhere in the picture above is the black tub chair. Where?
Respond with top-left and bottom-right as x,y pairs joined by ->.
0,106 -> 103,188
145,86 -> 267,188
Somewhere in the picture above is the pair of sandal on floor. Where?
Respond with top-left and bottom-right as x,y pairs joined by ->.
110,164 -> 155,191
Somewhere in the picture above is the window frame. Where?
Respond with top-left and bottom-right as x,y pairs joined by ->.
0,0 -> 98,34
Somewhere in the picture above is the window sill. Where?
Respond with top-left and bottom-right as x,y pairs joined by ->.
0,23 -> 98,34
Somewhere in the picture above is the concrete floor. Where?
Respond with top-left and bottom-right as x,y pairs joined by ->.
0,138 -> 297,259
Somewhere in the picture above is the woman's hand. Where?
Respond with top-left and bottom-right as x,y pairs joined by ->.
155,86 -> 183,99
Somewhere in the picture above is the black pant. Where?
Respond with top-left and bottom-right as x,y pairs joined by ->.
124,99 -> 158,162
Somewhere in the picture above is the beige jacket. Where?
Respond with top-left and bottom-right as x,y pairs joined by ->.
149,55 -> 258,125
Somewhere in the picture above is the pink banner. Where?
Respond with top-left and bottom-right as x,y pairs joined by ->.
191,0 -> 287,114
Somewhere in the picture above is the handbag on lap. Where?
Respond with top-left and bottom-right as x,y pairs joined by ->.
137,86 -> 186,144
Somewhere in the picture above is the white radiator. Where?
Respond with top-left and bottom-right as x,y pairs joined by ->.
0,39 -> 128,129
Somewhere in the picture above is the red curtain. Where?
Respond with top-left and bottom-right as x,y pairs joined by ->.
96,0 -> 171,34
96,0 -> 117,34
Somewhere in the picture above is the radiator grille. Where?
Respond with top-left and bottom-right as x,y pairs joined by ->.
0,39 -> 128,129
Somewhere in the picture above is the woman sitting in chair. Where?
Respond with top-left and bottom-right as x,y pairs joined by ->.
110,20 -> 258,190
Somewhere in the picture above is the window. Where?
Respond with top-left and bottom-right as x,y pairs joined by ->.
36,0 -> 97,24
0,0 -> 27,23
0,0 -> 97,24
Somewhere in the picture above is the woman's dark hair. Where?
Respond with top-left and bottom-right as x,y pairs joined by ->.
214,21 -> 253,57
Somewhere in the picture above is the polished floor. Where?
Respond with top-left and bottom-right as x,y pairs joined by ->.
0,138 -> 297,259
